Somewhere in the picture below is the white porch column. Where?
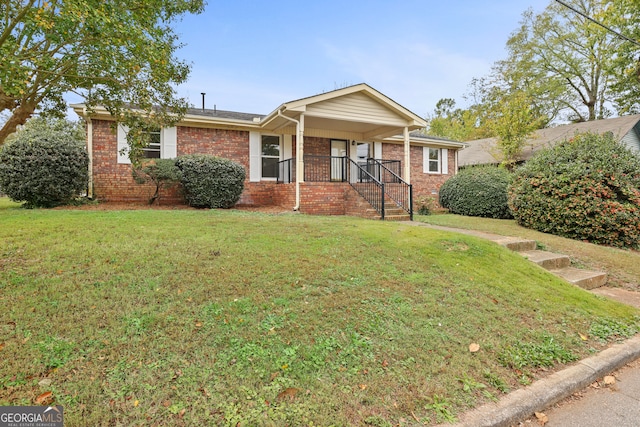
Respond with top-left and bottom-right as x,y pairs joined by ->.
295,114 -> 305,210
403,126 -> 410,183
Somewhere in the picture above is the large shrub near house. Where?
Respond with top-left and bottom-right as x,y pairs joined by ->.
175,154 -> 245,208
508,133 -> 640,248
438,165 -> 513,218
0,122 -> 89,208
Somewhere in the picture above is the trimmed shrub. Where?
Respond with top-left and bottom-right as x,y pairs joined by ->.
438,165 -> 513,218
132,159 -> 182,205
0,130 -> 89,208
508,132 -> 640,248
175,154 -> 245,208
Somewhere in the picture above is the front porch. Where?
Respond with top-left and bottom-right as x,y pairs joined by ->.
276,155 -> 413,220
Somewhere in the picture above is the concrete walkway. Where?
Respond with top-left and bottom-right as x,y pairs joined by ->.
417,223 -> 640,427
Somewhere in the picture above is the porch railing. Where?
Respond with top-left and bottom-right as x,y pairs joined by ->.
366,159 -> 413,219
275,155 -> 413,219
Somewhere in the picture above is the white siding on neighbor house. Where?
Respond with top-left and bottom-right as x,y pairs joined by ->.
306,92 -> 408,126
620,124 -> 640,154
249,131 -> 261,182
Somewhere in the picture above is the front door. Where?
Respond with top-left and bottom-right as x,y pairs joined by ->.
330,139 -> 347,181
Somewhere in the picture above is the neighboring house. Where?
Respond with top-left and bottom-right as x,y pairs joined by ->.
72,84 -> 466,219
460,114 -> 640,167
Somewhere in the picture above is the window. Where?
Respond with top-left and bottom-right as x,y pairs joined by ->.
117,126 -> 177,164
423,147 -> 448,174
261,135 -> 280,179
428,148 -> 440,173
142,128 -> 161,159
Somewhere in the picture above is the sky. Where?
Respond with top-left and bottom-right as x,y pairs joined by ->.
163,0 -> 551,119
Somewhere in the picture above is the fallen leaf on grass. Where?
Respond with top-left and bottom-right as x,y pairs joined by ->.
134,400 -> 139,407
277,388 -> 300,401
162,400 -> 171,408
35,391 -> 53,405
469,343 -> 480,353
579,333 -> 588,341
535,411 -> 548,425
178,408 -> 186,418
358,384 -> 367,390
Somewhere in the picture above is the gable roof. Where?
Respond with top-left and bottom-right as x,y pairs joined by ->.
460,114 -> 640,167
70,84 -> 466,148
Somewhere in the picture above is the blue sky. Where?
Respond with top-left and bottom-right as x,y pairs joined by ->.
169,0 -> 551,118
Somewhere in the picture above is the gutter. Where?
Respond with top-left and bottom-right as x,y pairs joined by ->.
277,109 -> 301,211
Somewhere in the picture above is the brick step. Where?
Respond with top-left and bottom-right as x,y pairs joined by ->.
519,250 -> 571,270
549,267 -> 608,290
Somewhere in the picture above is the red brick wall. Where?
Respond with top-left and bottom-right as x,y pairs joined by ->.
89,121 -> 289,206
381,143 -> 455,200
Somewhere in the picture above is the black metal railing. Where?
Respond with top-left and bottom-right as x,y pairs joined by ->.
366,159 -> 413,219
347,158 -> 385,219
275,156 -> 412,220
277,158 -> 295,184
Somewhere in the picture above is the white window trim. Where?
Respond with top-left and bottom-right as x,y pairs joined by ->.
260,134 -> 281,181
116,125 -> 177,164
250,132 -> 285,182
423,147 -> 448,174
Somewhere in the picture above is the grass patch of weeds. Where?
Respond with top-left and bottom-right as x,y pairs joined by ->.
589,317 -> 640,343
498,334 -> 578,371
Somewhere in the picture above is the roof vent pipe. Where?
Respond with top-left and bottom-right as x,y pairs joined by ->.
201,92 -> 205,110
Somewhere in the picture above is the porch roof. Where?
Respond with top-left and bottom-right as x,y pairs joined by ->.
259,83 -> 427,140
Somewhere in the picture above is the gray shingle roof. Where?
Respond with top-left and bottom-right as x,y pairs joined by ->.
459,114 -> 640,167
185,107 -> 265,121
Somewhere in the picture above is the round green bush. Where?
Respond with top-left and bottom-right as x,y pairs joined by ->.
508,132 -> 640,248
0,128 -> 89,208
175,154 -> 245,208
438,165 -> 513,218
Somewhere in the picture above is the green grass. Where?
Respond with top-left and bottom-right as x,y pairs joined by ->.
417,213 -> 640,290
1,201 -> 638,426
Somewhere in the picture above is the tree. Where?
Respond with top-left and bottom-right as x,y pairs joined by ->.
0,0 -> 205,158
132,159 -> 181,205
483,0 -> 621,122
426,98 -> 491,141
608,0 -> 640,114
487,91 -> 546,168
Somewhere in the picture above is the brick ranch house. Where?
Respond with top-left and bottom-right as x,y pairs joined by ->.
72,84 -> 466,219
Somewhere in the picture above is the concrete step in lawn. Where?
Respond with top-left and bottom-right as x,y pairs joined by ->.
549,267 -> 609,290
495,240 -> 607,290
519,250 -> 571,270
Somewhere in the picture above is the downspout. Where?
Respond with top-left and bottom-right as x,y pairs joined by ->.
403,126 -> 410,183
83,107 -> 94,199
276,109 -> 303,211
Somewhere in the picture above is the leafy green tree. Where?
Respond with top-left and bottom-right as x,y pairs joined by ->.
483,0 -> 621,122
607,0 -> 640,114
487,91 -> 546,169
426,98 -> 491,141
0,0 -> 205,159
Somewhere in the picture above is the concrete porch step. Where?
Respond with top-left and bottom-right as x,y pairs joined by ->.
519,250 -> 571,270
549,267 -> 608,290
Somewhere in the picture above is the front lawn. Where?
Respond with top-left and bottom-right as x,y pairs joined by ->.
1,202 -> 638,426
417,214 -> 640,291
